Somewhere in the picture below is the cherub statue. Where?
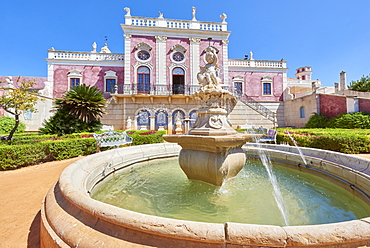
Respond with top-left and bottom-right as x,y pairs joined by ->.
197,46 -> 221,89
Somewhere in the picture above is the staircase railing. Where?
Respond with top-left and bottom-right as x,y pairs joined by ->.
238,94 -> 277,125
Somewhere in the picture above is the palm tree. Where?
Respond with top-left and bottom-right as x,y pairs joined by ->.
56,84 -> 106,123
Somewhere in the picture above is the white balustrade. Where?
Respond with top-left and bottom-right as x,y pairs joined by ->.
229,59 -> 286,69
129,16 -> 225,31
49,51 -> 124,61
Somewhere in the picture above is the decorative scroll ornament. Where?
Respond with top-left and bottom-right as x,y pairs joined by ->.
209,115 -> 222,129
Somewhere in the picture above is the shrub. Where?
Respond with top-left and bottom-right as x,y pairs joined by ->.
0,116 -> 26,134
0,137 -> 97,170
278,129 -> 370,154
329,112 -> 370,129
39,109 -> 102,136
126,130 -> 166,146
305,113 -> 329,128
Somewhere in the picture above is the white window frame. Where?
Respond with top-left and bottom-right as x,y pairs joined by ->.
261,76 -> 273,96
104,70 -> 118,93
67,70 -> 82,90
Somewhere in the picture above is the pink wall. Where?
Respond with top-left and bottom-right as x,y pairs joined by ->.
53,65 -> 124,98
228,71 -> 284,101
166,37 -> 190,86
319,95 -> 347,119
359,99 -> 370,114
130,35 -> 156,86
0,76 -> 46,89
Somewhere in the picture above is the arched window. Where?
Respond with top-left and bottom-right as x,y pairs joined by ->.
189,110 -> 198,128
172,110 -> 185,134
137,110 -> 150,130
172,67 -> 185,94
155,110 -> 168,130
300,106 -> 305,118
137,66 -> 150,94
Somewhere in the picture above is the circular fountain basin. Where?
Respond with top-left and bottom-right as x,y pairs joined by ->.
40,143 -> 370,247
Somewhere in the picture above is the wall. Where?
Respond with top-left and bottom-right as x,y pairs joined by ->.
102,96 -> 198,132
52,65 -> 124,98
319,94 -> 347,119
283,94 -> 318,128
359,99 -> 370,114
228,71 -> 284,101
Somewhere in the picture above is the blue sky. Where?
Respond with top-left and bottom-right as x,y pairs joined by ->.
1,0 -> 369,86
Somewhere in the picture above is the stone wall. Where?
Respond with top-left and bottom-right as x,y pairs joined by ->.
283,94 -> 318,128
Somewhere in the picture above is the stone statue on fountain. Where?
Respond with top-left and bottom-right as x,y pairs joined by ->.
190,46 -> 237,135
163,45 -> 258,186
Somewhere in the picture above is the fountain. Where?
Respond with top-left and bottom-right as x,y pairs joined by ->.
40,48 -> 370,247
164,46 -> 256,186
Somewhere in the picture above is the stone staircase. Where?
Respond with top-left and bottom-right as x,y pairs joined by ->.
229,101 -> 276,129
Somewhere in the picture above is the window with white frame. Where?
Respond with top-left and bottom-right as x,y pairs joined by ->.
137,66 -> 150,94
67,70 -> 82,89
170,44 -> 186,64
261,76 -> 273,95
104,70 -> 118,93
232,75 -> 244,96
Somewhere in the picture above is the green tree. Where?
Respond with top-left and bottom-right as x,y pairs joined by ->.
40,84 -> 106,135
349,74 -> 370,92
56,84 -> 106,122
0,77 -> 40,140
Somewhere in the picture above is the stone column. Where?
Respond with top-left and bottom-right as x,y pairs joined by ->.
133,115 -> 138,130
189,38 -> 201,86
222,39 -> 229,87
167,115 -> 173,134
150,115 -> 155,130
124,34 -> 132,90
155,36 -> 167,87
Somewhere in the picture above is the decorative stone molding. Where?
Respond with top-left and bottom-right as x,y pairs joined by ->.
155,36 -> 167,42
170,44 -> 187,53
189,37 -> 201,43
222,39 -> 229,45
123,34 -> 132,39
134,42 -> 152,51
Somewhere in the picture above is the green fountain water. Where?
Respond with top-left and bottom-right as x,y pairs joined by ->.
92,157 -> 370,226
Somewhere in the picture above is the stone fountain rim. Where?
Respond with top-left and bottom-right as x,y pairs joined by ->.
41,143 -> 370,247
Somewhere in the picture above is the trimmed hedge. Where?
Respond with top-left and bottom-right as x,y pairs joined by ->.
126,130 -> 166,145
0,130 -> 167,170
0,137 -> 97,170
278,129 -> 370,154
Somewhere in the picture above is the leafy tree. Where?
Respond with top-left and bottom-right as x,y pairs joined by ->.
0,116 -> 26,134
40,84 -> 106,135
349,74 -> 370,92
0,77 -> 40,140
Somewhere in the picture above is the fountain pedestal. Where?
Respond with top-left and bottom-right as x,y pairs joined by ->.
164,134 -> 255,186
